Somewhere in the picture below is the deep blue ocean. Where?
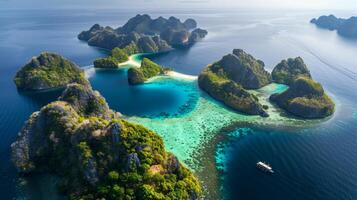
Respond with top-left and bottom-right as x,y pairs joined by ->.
1,8 -> 357,200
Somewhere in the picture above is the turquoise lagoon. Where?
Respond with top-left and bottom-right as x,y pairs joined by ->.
1,8 -> 357,200
86,54 -> 324,199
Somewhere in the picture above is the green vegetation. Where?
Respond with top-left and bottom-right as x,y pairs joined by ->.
272,57 -> 311,85
122,42 -> 140,55
211,49 -> 271,89
11,83 -> 201,199
128,58 -> 165,85
111,47 -> 129,63
270,77 -> 335,119
198,49 -> 269,117
78,15 -> 207,52
198,65 -> 268,117
141,58 -> 163,77
93,45 -> 139,68
128,68 -> 146,85
93,57 -> 118,68
14,52 -> 88,90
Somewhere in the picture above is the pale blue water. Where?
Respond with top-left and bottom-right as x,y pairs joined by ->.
1,8 -> 357,200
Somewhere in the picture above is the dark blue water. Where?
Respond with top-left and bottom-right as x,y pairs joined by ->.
1,8 -> 357,200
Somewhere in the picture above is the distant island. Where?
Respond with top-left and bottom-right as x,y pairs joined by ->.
311,15 -> 357,38
198,49 -> 335,119
198,49 -> 271,117
78,14 -> 208,53
11,82 -> 201,199
128,58 -> 169,85
14,52 -> 88,90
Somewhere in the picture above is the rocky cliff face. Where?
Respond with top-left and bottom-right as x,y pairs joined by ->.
184,18 -> 197,29
198,55 -> 268,117
272,57 -> 311,85
189,28 -> 208,43
14,52 -> 88,90
78,14 -> 208,53
128,67 -> 146,85
270,77 -> 335,119
11,83 -> 201,199
211,49 -> 272,89
128,58 -> 164,85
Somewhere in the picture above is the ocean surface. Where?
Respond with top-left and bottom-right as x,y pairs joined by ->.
1,8 -> 357,200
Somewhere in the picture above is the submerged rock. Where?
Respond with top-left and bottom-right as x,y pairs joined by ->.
270,77 -> 335,119
272,57 -> 311,85
14,52 -> 88,91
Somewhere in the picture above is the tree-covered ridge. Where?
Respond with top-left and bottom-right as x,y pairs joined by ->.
210,49 -> 272,89
198,49 -> 270,117
94,57 -> 118,68
11,83 -> 201,199
270,77 -> 335,119
78,14 -> 208,53
93,46 -> 137,68
272,57 -> 312,85
311,15 -> 357,38
128,58 -> 166,85
198,49 -> 335,119
14,52 -> 88,90
198,63 -> 268,117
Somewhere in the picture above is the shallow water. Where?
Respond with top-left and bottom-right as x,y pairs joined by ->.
1,8 -> 357,200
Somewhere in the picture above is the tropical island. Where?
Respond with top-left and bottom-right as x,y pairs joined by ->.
270,77 -> 335,119
311,15 -> 357,38
11,81 -> 201,199
198,49 -> 271,117
78,14 -> 208,53
271,57 -> 311,85
14,52 -> 88,90
269,57 -> 335,118
128,58 -> 168,85
198,49 -> 335,119
93,47 -> 132,68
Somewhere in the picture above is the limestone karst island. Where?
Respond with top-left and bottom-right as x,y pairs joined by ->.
2,1 -> 357,200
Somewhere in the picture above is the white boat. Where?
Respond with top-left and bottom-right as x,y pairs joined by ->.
256,161 -> 274,174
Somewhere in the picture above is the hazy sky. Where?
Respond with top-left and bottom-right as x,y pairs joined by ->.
1,0 -> 357,10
